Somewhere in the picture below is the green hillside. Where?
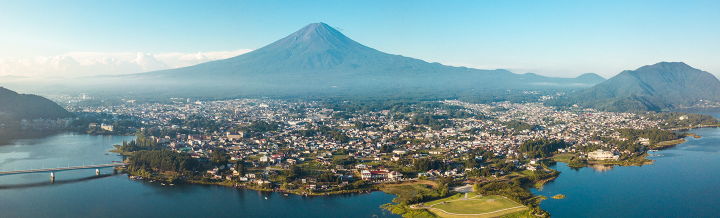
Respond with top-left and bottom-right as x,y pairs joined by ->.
0,87 -> 73,120
575,62 -> 720,112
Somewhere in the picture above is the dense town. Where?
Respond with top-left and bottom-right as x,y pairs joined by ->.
10,94 -> 710,217
34,94 -> 681,182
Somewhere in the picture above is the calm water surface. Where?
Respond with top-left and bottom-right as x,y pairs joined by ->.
533,108 -> 720,218
8,108 -> 720,218
0,133 -> 399,218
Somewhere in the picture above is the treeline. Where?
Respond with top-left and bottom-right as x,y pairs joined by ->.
128,150 -> 198,173
467,168 -> 494,178
587,135 -> 640,153
317,173 -> 342,183
332,156 -> 357,166
456,92 -> 541,104
490,107 -> 509,112
185,115 -> 220,133
616,128 -> 681,144
119,134 -> 163,152
386,183 -> 451,205
413,158 -> 447,172
409,114 -> 453,130
321,98 -> 519,117
475,181 -> 534,204
494,161 -> 519,173
330,180 -> 367,192
137,127 -> 190,139
322,100 -> 416,114
505,120 -> 537,131
404,183 -> 450,205
241,120 -> 280,132
380,203 -> 438,218
109,120 -> 142,134
510,170 -> 560,186
474,181 -> 549,217
543,97 -> 575,108
518,139 -> 567,158
649,112 -> 720,128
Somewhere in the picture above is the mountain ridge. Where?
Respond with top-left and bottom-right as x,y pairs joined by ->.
89,23 -> 606,100
575,62 -> 720,111
0,86 -> 73,120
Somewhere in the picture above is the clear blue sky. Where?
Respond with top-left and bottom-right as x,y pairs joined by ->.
1,0 -> 718,78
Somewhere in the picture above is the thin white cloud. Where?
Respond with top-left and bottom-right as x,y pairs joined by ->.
0,49 -> 253,78
155,49 -> 253,68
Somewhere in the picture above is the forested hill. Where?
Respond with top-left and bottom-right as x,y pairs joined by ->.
573,62 -> 720,112
0,86 -> 73,120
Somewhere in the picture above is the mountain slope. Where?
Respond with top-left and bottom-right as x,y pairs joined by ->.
0,87 -> 73,120
107,23 -> 604,99
576,62 -> 720,111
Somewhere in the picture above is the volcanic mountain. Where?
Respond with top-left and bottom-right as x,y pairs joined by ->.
113,23 -> 604,99
576,62 -> 720,111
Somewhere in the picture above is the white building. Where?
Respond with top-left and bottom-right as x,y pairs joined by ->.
588,149 -> 619,161
101,123 -> 113,131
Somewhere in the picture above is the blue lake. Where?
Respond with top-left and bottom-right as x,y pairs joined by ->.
533,109 -> 720,218
5,108 -> 720,217
0,133 -> 399,218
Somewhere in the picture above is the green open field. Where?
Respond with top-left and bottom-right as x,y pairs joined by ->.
425,195 -> 527,218
510,170 -> 536,177
551,154 -> 574,163
425,193 -> 478,205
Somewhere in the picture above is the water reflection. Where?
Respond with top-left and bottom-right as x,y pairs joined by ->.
0,133 -> 401,218
0,174 -> 118,190
588,164 -> 614,172
0,152 -> 31,165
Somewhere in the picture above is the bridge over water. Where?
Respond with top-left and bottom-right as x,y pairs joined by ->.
0,163 -> 126,176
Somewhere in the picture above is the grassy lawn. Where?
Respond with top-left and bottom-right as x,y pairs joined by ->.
511,170 -> 535,177
425,193 -> 464,205
427,195 -> 527,217
551,154 -> 575,163
425,192 -> 478,205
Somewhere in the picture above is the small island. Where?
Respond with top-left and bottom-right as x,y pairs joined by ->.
552,194 -> 565,199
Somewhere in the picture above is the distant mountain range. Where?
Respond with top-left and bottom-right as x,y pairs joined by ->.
12,23 -> 716,113
100,23 -> 604,100
575,62 -> 720,111
0,87 -> 73,120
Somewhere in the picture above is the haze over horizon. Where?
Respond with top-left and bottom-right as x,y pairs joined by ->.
1,1 -> 718,79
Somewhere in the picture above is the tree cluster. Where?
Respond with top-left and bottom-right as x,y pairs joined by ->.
505,120 -> 538,131
650,112 -> 720,128
120,134 -> 162,152
518,139 -> 567,158
413,158 -> 445,172
128,150 -> 198,173
617,128 -> 681,144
